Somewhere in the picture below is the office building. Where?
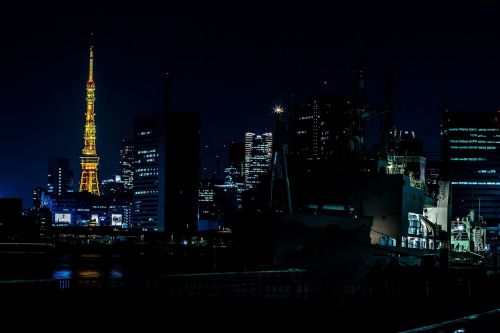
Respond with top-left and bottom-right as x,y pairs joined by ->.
132,113 -> 165,231
47,157 -> 74,196
244,132 -> 273,190
442,110 -> 500,226
120,139 -> 134,190
132,110 -> 200,233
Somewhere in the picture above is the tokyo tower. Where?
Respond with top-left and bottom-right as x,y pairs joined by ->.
79,39 -> 100,196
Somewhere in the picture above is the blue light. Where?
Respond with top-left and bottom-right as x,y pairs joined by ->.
110,270 -> 123,280
52,269 -> 72,280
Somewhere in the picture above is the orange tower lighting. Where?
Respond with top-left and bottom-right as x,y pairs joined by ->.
79,38 -> 100,196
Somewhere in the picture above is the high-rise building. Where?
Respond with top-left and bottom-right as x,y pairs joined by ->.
120,139 -> 134,190
291,94 -> 352,161
132,111 -> 200,233
223,166 -> 246,209
132,113 -> 164,231
79,39 -> 100,196
32,186 -> 46,209
244,132 -> 273,190
199,179 -> 218,220
223,141 -> 245,209
132,74 -> 200,233
442,110 -> 500,225
47,157 -> 74,196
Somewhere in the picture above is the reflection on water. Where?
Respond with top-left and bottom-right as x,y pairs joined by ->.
51,254 -> 125,283
110,270 -> 123,279
52,270 -> 72,280
76,270 -> 102,279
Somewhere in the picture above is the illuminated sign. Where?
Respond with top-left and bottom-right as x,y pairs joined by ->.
111,214 -> 123,226
55,213 -> 71,224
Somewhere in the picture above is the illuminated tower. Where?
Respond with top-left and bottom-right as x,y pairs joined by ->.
79,41 -> 100,196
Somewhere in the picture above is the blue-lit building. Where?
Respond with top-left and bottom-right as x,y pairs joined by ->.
442,110 -> 500,226
47,192 -> 108,226
101,176 -> 133,228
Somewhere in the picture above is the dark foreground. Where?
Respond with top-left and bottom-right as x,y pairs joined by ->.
0,250 -> 499,331
0,288 -> 497,332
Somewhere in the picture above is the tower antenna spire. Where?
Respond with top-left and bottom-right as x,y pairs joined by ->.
88,32 -> 94,82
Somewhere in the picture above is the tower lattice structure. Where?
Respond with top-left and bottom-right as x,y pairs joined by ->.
79,42 -> 100,196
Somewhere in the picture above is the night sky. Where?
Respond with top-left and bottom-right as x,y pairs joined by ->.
2,4 -> 500,207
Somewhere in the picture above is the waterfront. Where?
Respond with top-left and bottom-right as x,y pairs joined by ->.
0,246 -> 499,332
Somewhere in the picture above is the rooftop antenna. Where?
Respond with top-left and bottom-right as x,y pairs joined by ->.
164,72 -> 172,112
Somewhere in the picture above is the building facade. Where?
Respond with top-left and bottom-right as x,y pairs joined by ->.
120,139 -> 134,190
132,113 -> 165,231
442,110 -> 500,226
244,132 -> 273,190
47,157 -> 74,196
132,111 -> 200,233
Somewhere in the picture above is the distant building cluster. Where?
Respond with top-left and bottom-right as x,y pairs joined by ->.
8,42 -> 498,260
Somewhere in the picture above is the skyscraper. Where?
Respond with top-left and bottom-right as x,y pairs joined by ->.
244,132 -> 273,190
132,74 -> 200,233
223,142 -> 245,209
442,110 -> 500,226
132,113 -> 164,231
32,186 -> 46,209
291,93 -> 353,161
120,139 -> 134,190
47,157 -> 74,196
79,39 -> 100,196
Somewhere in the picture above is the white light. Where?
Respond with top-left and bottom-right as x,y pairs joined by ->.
274,105 -> 284,114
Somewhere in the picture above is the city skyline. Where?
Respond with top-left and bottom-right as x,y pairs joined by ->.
3,7 -> 500,206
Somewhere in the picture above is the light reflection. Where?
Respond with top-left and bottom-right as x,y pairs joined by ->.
52,269 -> 72,280
77,270 -> 102,279
110,270 -> 123,280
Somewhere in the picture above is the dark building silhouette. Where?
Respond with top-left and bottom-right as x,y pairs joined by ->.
228,142 -> 244,170
0,198 -> 22,239
288,89 -> 370,209
442,110 -> 500,225
221,142 -> 245,210
291,93 -> 353,161
165,111 -> 200,234
47,157 -> 74,196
